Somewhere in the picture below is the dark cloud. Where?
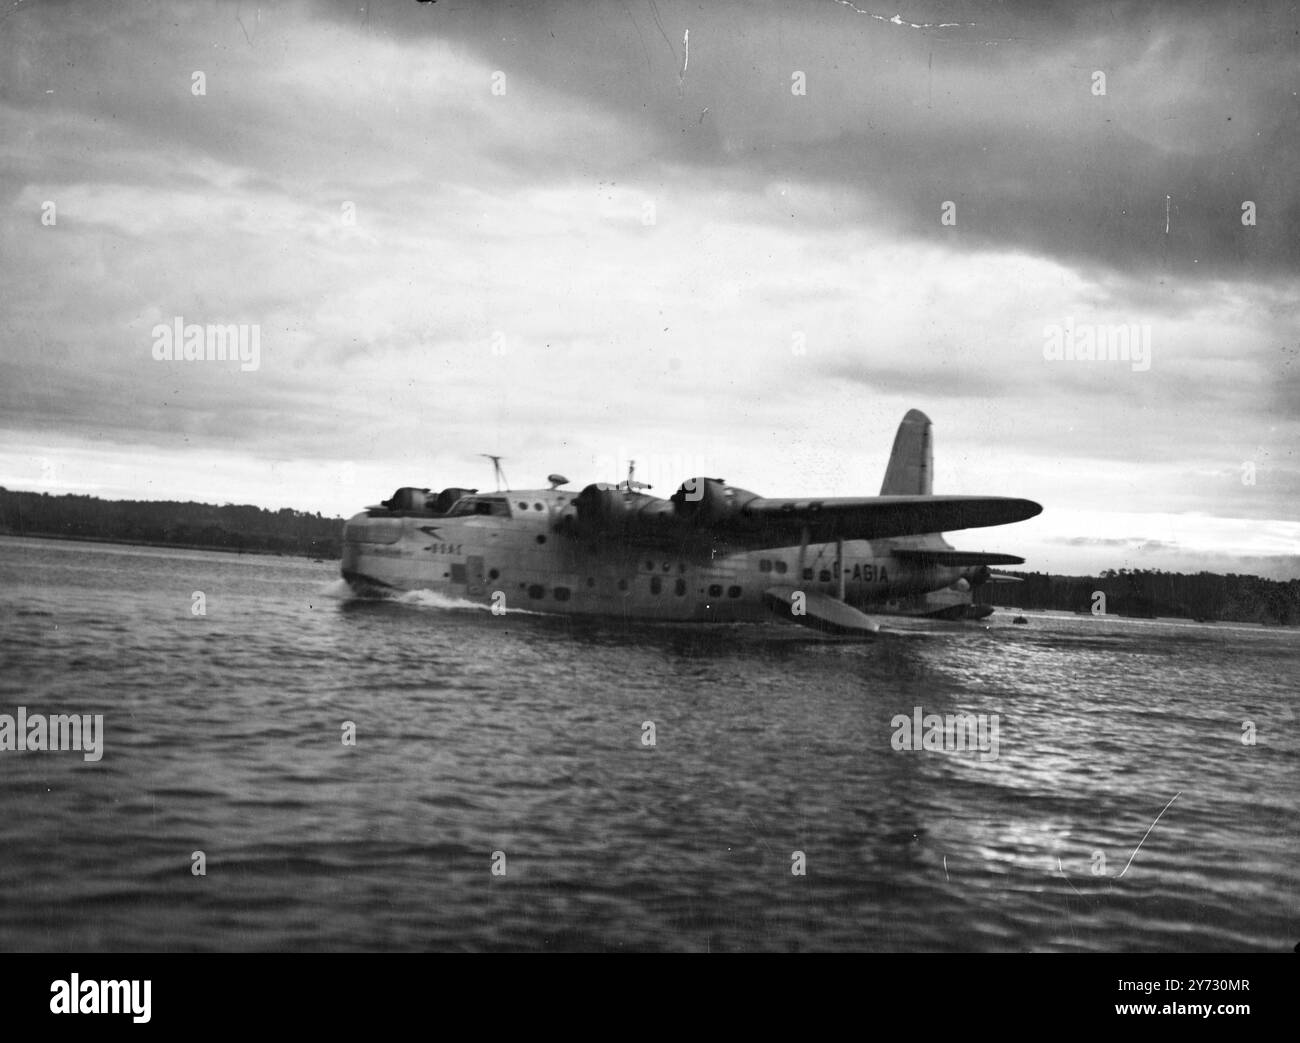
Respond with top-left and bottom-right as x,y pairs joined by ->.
314,0 -> 1300,279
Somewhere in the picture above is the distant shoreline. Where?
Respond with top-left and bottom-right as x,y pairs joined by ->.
988,605 -> 1296,631
0,530 -> 340,561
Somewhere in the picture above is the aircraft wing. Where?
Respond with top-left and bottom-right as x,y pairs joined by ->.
889,549 -> 1026,567
563,481 -> 1041,550
726,495 -> 1042,546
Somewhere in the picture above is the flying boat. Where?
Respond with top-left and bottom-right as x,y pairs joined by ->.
340,410 -> 1041,634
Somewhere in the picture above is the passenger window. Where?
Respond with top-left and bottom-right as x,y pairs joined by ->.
760,559 -> 772,573
527,584 -> 545,599
727,586 -> 742,598
650,577 -> 662,595
775,561 -> 788,574
819,570 -> 831,582
675,579 -> 686,596
554,587 -> 571,601
708,584 -> 723,597
803,568 -> 813,580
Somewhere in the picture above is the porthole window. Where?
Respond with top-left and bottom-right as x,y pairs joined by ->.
517,502 -> 528,512
488,568 -> 499,580
662,562 -> 671,573
775,561 -> 788,575
554,587 -> 571,601
534,503 -> 544,511
536,535 -> 547,544
727,586 -> 742,598
527,584 -> 545,600
708,584 -> 723,598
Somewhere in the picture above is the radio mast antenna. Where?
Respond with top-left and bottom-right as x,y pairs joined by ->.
620,459 -> 651,492
479,454 -> 509,492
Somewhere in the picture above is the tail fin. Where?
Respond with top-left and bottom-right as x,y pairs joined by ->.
881,409 -> 949,551
880,409 -> 933,496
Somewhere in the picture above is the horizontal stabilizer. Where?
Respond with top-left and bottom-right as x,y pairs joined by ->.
890,549 -> 1025,567
763,586 -> 882,635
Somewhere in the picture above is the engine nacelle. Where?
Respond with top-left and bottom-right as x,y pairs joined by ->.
431,487 -> 477,513
670,478 -> 761,526
378,486 -> 477,515
569,483 -> 678,538
381,487 -> 431,512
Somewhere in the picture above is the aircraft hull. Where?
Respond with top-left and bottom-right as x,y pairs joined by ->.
341,510 -> 957,624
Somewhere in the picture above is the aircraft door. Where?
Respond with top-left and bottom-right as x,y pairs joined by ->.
466,555 -> 485,597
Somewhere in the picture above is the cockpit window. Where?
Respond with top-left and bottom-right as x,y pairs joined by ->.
445,496 -> 512,518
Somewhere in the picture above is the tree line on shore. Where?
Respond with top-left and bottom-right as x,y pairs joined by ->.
977,568 -> 1299,625
0,488 -> 344,559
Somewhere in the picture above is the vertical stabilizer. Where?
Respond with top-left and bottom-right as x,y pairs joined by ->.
880,409 -> 933,496
880,409 -> 949,551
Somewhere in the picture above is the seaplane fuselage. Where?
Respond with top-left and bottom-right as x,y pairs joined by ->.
342,486 -> 971,622
341,411 -> 1041,633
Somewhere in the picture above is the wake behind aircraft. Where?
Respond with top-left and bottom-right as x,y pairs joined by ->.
341,410 -> 1042,634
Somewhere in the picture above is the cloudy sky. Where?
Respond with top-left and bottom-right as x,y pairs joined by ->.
1,0 -> 1296,577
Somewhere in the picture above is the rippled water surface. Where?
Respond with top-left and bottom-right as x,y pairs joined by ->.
0,536 -> 1295,951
